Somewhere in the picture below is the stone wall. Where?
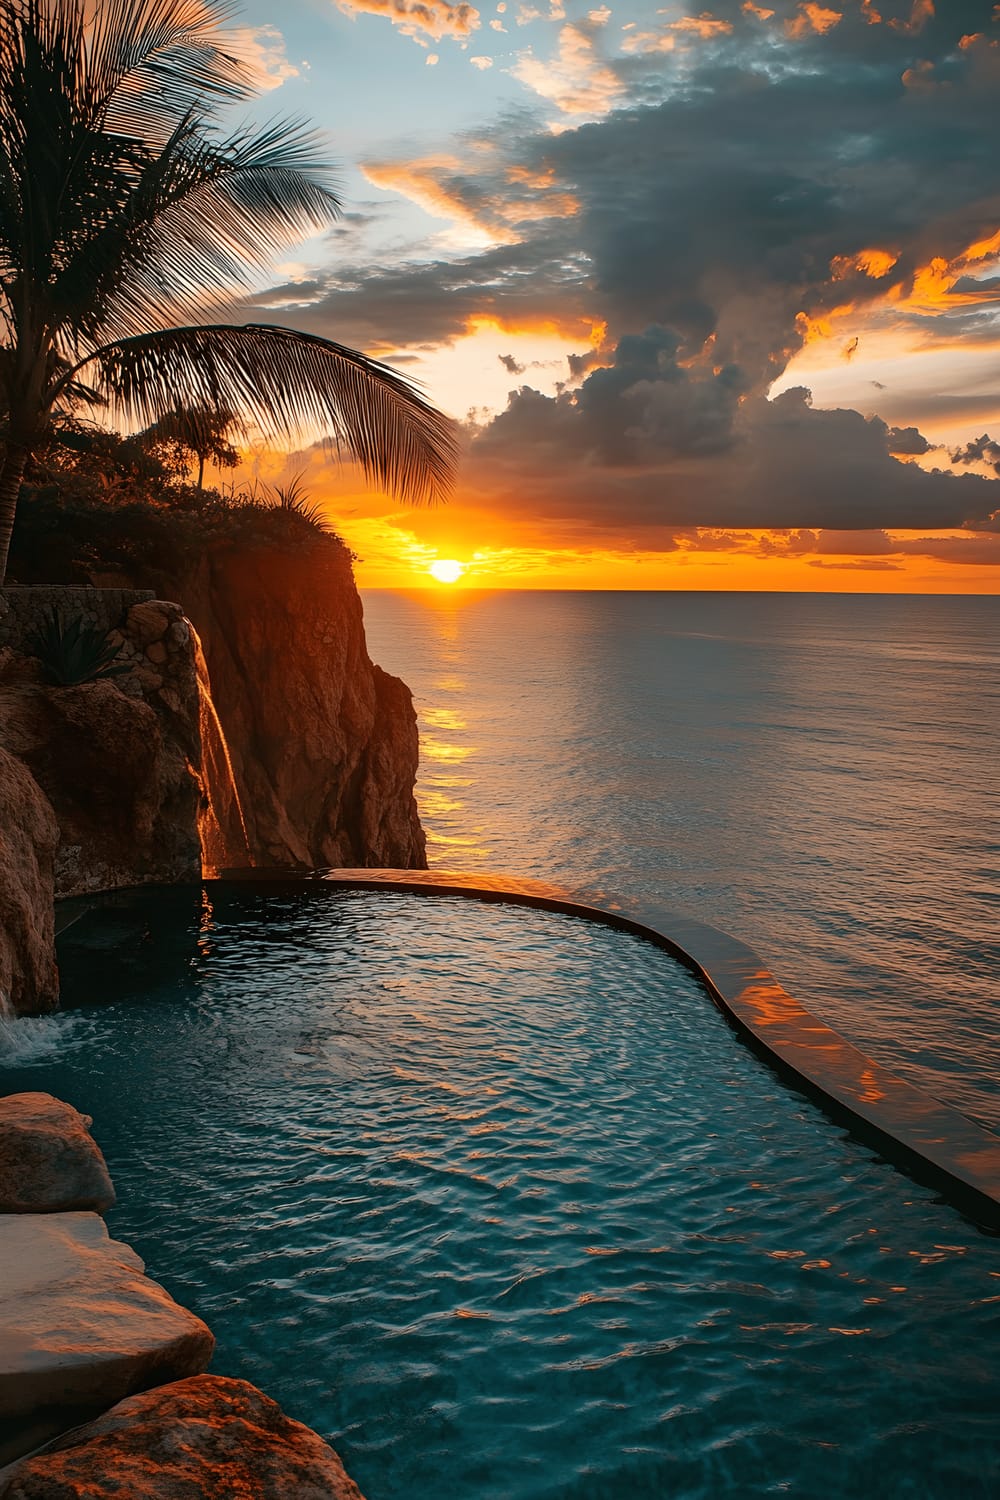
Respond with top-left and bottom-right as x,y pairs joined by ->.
0,591 -> 202,903
0,586 -> 155,653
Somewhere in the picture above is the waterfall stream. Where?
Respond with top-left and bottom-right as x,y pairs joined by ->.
191,627 -> 253,874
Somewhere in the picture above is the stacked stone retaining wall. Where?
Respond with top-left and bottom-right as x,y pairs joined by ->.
0,586 -> 155,653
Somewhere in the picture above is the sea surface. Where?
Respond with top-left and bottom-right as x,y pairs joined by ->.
361,590 -> 1000,1130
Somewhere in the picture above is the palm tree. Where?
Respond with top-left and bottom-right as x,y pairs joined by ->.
0,0 -> 457,582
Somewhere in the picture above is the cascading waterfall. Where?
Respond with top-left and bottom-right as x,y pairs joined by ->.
191,626 -> 253,874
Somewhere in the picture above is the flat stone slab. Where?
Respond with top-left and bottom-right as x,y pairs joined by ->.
0,1214 -> 213,1462
0,1375 -> 367,1499
0,1093 -> 114,1214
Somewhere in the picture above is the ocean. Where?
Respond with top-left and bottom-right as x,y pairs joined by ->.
361,590 -> 1000,1132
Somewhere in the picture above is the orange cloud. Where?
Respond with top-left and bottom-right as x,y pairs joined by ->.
830,247 -> 900,280
231,25 -> 299,90
742,3 -> 775,18
891,227 -> 1000,313
786,4 -> 842,38
671,13 -> 734,37
891,0 -> 934,34
335,0 -> 480,43
512,23 -> 623,116
362,156 -> 501,244
361,155 -> 579,244
862,0 -> 934,29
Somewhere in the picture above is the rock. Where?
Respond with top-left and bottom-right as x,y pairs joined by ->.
0,1093 -> 114,1213
0,1375 -> 368,1499
125,601 -> 171,647
167,542 -> 426,869
0,676 -> 201,898
0,1214 -> 213,1464
0,748 -> 58,1015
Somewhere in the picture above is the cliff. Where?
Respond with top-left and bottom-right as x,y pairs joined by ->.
0,534 -> 425,1014
0,748 -> 58,1016
0,600 -> 202,900
166,542 -> 426,871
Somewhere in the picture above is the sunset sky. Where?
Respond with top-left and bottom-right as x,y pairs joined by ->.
230,0 -> 1000,590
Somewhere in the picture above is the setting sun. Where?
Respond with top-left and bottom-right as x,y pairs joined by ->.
429,559 -> 464,584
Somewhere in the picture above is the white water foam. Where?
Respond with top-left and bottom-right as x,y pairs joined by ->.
0,1011 -> 97,1066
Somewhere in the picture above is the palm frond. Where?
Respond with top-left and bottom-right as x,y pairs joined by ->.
49,113 -> 340,343
76,323 -> 459,504
86,1 -> 256,134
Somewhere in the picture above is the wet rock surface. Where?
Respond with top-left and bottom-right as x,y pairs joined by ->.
0,1093 -> 114,1214
0,1214 -> 213,1462
0,1375 -> 368,1499
0,747 -> 58,1016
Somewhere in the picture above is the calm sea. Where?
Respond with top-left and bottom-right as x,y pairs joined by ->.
361,590 -> 1000,1131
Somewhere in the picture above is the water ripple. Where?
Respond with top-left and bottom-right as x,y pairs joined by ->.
2,887 -> 997,1500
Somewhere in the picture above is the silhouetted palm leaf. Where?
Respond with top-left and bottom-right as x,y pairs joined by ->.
78,324 -> 457,503
0,0 -> 457,578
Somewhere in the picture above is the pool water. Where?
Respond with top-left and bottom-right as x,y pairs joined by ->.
3,886 -> 998,1499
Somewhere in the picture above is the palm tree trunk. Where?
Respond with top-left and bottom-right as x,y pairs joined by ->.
0,444 -> 28,585
196,452 -> 205,495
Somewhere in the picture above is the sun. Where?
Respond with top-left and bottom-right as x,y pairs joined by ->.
429,558 -> 464,584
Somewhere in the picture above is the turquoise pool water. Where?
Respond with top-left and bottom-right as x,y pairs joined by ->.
3,885 -> 998,1499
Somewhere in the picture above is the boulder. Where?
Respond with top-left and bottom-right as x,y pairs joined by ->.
0,1093 -> 114,1214
0,1375 -> 368,1499
0,1214 -> 213,1463
0,748 -> 58,1016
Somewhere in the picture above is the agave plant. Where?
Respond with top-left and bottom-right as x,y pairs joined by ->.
26,607 -> 132,685
0,0 -> 458,581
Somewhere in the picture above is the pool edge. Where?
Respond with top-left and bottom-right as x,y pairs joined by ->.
316,867 -> 1000,1233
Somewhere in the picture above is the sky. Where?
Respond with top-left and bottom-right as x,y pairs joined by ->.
225,0 -> 1000,590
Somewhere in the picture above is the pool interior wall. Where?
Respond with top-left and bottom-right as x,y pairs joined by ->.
2,883 -> 999,1500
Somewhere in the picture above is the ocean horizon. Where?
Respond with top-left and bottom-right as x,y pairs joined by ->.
362,588 -> 1000,1131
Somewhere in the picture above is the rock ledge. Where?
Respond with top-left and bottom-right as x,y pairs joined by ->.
0,1375 -> 367,1499
0,1093 -> 115,1214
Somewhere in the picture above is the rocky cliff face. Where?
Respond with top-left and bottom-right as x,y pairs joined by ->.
0,602 -> 202,900
0,747 -> 58,1016
0,542 -> 424,1013
170,542 -> 426,871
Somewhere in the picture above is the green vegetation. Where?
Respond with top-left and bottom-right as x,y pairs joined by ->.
8,423 -> 351,586
25,607 -> 131,686
0,0 -> 456,582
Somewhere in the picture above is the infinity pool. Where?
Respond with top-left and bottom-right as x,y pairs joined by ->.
2,885 -> 998,1499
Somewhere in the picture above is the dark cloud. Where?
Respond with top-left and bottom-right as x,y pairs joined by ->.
243,2 -> 1000,535
887,425 -> 931,455
465,374 -> 1000,530
951,433 -> 1000,476
499,354 -> 526,375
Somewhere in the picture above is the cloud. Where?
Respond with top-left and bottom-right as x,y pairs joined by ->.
246,1 -> 1000,544
231,25 -> 299,90
785,4 -> 843,40
951,433 -> 1000,475
887,425 -> 931,455
512,22 -> 624,116
464,362 -> 1000,530
334,0 -> 480,43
